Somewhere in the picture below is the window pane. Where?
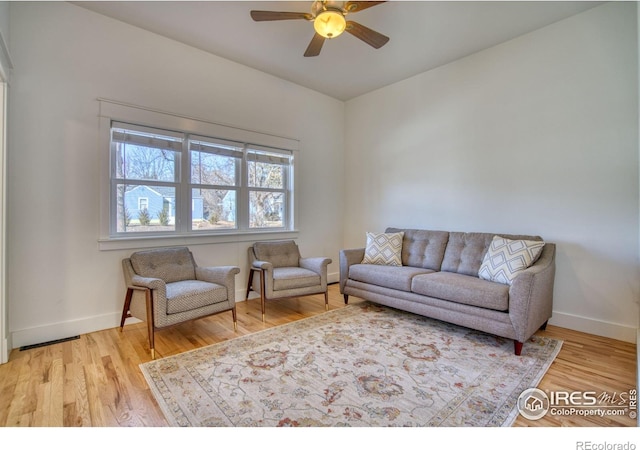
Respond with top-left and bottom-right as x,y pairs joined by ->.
191,151 -> 238,186
192,188 -> 236,230
116,184 -> 175,233
249,191 -> 284,228
248,160 -> 284,189
115,142 -> 177,182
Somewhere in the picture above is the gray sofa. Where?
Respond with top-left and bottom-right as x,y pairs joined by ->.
339,228 -> 556,355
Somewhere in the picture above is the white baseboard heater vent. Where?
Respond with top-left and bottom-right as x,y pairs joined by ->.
19,335 -> 80,351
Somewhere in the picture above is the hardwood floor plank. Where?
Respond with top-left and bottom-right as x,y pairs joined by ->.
0,284 -> 636,428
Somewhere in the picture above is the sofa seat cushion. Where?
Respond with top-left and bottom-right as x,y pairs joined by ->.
273,267 -> 320,291
411,272 -> 509,311
349,264 -> 434,292
166,280 -> 227,314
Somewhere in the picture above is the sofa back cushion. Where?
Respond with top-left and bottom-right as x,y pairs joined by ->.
385,228 -> 449,270
130,246 -> 196,283
253,240 -> 301,268
441,232 -> 542,276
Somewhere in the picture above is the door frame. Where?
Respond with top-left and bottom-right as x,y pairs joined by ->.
0,26 -> 12,364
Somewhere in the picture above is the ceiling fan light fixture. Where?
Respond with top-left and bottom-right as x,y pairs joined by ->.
313,10 -> 346,38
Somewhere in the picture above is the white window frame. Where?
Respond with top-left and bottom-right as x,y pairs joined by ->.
98,99 -> 299,250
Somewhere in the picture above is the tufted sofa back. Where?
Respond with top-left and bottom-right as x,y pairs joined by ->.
130,246 -> 196,283
385,228 -> 449,270
386,228 -> 542,277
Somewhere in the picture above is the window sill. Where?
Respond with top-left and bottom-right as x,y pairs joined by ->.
98,229 -> 300,251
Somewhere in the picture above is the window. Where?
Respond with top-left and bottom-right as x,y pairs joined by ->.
109,121 -> 294,237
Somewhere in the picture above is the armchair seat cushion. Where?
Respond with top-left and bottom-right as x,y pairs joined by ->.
166,280 -> 228,314
273,267 -> 320,291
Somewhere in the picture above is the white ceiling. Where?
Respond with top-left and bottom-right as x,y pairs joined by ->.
73,1 -> 603,101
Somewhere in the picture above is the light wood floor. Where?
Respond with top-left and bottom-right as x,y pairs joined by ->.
0,283 -> 636,427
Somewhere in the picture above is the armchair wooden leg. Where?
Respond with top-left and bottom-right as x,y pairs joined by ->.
245,270 -> 254,301
232,306 -> 238,332
343,294 -> 349,305
259,270 -> 266,323
143,288 -> 156,360
120,288 -> 134,330
324,291 -> 329,311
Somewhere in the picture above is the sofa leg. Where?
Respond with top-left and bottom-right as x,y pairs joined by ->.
539,320 -> 548,331
343,294 -> 349,305
514,341 -> 523,356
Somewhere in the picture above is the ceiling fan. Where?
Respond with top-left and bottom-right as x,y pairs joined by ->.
250,1 -> 389,57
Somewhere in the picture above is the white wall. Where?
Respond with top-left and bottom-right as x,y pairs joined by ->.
345,2 -> 639,342
6,1 -> 638,349
7,2 -> 345,348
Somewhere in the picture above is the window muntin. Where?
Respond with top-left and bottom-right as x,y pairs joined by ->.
109,123 -> 292,236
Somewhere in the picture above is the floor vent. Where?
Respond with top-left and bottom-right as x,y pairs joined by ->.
19,335 -> 80,351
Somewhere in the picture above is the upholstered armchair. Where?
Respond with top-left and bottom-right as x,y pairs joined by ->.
121,246 -> 240,359
245,240 -> 332,321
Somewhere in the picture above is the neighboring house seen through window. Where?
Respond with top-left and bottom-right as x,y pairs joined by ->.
110,122 -> 293,236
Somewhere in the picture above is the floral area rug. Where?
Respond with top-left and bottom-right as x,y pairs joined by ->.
140,302 -> 562,427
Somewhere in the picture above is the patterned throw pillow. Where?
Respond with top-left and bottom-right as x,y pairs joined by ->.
478,236 -> 545,285
361,231 -> 404,266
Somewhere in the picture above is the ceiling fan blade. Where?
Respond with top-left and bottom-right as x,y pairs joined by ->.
304,33 -> 325,57
343,1 -> 386,14
345,21 -> 389,49
250,11 -> 312,21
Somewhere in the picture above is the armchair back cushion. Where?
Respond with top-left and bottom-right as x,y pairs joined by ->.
253,240 -> 301,268
130,247 -> 196,283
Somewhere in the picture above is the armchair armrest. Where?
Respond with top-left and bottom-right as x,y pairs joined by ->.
300,257 -> 332,287
196,266 -> 241,287
252,260 -> 273,272
196,266 -> 241,303
339,248 -> 365,293
131,274 -> 165,291
299,257 -> 331,275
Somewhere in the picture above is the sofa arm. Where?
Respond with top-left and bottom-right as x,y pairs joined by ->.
339,248 -> 365,293
508,243 -> 556,343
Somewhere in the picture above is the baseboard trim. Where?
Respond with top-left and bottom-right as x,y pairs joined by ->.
1,337 -> 8,364
11,312 -> 122,350
549,311 -> 637,344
